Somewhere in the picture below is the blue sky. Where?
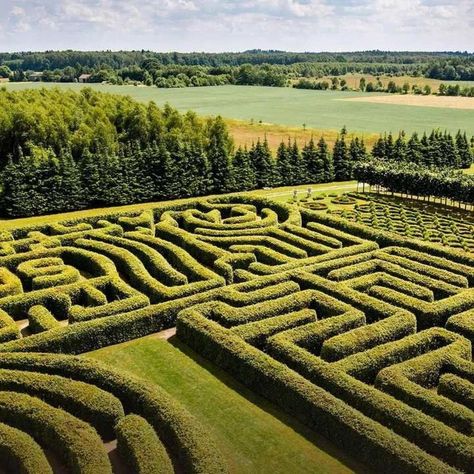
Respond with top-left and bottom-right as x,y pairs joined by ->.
1,0 -> 473,52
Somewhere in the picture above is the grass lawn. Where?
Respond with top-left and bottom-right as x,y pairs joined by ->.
3,83 -> 473,135
88,333 -> 363,474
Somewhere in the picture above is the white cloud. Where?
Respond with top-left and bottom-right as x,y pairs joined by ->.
0,0 -> 472,51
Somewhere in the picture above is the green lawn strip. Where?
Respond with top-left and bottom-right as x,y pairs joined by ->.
87,334 -> 361,474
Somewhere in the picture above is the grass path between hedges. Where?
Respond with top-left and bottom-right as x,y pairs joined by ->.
88,333 -> 365,474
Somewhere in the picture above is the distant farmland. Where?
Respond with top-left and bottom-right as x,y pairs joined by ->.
4,82 -> 474,136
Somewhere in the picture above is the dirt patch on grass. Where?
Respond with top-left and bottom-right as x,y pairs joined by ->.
339,94 -> 474,110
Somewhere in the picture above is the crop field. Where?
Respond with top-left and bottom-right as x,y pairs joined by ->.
3,82 -> 473,135
0,193 -> 474,472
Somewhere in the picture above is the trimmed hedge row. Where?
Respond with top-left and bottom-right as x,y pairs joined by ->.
0,267 -> 23,297
0,309 -> 20,343
0,391 -> 112,474
27,305 -> 60,333
177,307 -> 458,474
320,311 -> 417,362
0,422 -> 52,474
0,367 -> 124,439
116,414 -> 174,474
0,353 -> 228,474
230,309 -> 316,348
268,325 -> 473,472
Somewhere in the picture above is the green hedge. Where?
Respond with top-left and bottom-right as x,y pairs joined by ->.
0,368 -> 124,439
0,391 -> 112,474
177,307 -> 458,473
116,414 -> 174,474
0,353 -> 227,474
28,305 -> 60,334
0,422 -> 52,474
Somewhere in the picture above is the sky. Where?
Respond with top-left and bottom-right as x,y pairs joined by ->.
0,0 -> 473,53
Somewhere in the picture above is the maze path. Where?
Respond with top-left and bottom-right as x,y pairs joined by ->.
0,196 -> 473,472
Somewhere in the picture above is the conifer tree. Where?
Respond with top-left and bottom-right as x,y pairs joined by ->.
289,140 -> 302,185
302,138 -> 322,183
232,147 -> 256,191
317,137 -> 334,182
275,140 -> 292,186
406,132 -> 423,163
206,116 -> 233,193
251,138 -> 274,188
333,129 -> 350,181
456,131 -> 473,169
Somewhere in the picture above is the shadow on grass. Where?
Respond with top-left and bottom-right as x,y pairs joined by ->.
167,335 -> 369,474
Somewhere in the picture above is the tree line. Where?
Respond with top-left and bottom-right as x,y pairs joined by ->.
0,88 -> 472,218
1,50 -> 472,90
371,131 -> 473,169
353,159 -> 474,206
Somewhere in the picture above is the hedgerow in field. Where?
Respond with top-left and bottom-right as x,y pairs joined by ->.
0,195 -> 474,472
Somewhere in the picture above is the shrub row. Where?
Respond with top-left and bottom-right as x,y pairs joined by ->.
230,309 -> 316,348
0,309 -> 20,343
0,353 -> 227,473
0,391 -> 112,474
0,422 -> 52,474
268,324 -> 473,472
0,367 -> 124,439
27,305 -> 60,333
116,414 -> 174,474
320,311 -> 417,362
0,267 -> 23,297
177,307 -> 458,473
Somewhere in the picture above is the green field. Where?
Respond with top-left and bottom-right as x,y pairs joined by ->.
89,334 -> 359,474
3,82 -> 473,134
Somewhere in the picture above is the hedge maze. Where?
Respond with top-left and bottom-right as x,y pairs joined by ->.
330,193 -> 474,252
1,195 -> 474,472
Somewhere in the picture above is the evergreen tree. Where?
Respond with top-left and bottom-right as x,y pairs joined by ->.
302,138 -> 322,183
206,116 -> 233,193
251,138 -> 274,188
349,137 -> 367,170
232,147 -> 256,191
289,140 -> 302,185
333,129 -> 350,181
317,137 -> 334,182
371,136 -> 386,159
406,132 -> 422,163
80,149 -> 102,206
456,131 -> 473,169
58,150 -> 83,211
393,132 -> 407,161
275,140 -> 292,186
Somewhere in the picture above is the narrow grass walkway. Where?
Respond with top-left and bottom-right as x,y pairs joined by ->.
88,333 -> 363,474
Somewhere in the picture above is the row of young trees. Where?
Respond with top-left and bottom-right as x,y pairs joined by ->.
371,130 -> 473,169
353,159 -> 474,205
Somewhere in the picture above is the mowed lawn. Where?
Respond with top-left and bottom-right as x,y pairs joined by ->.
4,82 -> 473,134
88,334 -> 363,474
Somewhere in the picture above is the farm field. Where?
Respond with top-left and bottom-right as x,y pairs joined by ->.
3,82 -> 473,135
89,333 -> 358,474
0,192 -> 474,472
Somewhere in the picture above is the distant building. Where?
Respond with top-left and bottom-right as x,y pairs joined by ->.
79,74 -> 92,83
28,72 -> 43,81
0,78 -> 10,83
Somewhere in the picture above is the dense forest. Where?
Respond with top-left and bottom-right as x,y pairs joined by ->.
0,50 -> 473,92
0,88 -> 472,218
